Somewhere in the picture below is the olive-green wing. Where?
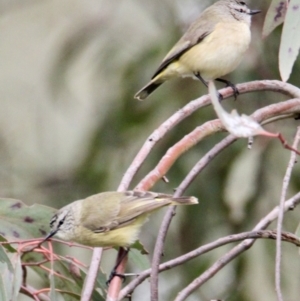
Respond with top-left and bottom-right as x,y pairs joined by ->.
116,191 -> 172,225
80,191 -> 171,233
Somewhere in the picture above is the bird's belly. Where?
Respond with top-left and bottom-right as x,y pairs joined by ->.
178,22 -> 251,80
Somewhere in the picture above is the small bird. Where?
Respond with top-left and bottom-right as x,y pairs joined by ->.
134,0 -> 260,100
44,191 -> 198,247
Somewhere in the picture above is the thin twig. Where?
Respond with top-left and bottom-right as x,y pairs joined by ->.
150,205 -> 176,301
81,248 -> 103,301
275,126 -> 300,301
20,285 -> 49,301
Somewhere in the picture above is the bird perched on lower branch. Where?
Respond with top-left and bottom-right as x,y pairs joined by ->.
44,191 -> 198,247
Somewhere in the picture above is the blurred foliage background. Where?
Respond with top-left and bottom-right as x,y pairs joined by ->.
1,0 -> 300,300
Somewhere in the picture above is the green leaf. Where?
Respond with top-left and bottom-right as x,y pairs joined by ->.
0,262 -> 13,301
0,252 -> 23,300
129,248 -> 150,271
262,0 -> 288,38
279,0 -> 300,81
0,236 -> 16,253
0,245 -> 13,272
49,265 -> 59,301
0,198 -> 56,241
94,269 -> 107,300
11,255 -> 22,301
130,240 -> 149,254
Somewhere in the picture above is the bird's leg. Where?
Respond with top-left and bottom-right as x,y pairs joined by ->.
194,72 -> 208,87
194,72 -> 223,101
106,247 -> 129,286
216,78 -> 239,100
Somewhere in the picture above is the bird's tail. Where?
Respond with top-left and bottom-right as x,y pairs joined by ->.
134,79 -> 163,101
170,196 -> 198,205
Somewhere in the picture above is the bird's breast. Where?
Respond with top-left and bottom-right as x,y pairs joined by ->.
177,21 -> 251,80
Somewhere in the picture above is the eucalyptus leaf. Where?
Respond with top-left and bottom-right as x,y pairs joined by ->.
0,262 -> 12,301
11,255 -> 22,301
129,248 -> 150,271
0,245 -> 13,272
0,198 -> 56,241
262,0 -> 288,38
49,265 -> 59,301
279,0 -> 300,81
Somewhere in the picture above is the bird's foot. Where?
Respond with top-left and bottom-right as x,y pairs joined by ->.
106,270 -> 126,286
216,78 -> 239,100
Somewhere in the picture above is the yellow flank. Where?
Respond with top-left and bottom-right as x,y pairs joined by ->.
74,215 -> 148,247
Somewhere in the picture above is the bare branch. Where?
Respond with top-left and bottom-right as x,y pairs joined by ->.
150,205 -> 176,301
275,126 -> 300,301
20,285 -> 50,301
81,248 -> 103,301
174,192 -> 300,301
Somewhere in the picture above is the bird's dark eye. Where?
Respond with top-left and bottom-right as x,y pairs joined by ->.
58,218 -> 65,227
239,1 -> 246,5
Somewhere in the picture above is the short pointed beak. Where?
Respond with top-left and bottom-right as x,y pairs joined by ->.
249,9 -> 261,15
41,230 -> 57,243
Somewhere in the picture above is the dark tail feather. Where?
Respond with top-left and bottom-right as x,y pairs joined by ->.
134,80 -> 163,100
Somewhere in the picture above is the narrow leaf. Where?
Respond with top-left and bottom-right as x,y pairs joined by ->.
0,262 -> 12,301
0,245 -> 13,272
129,248 -> 150,271
12,255 -> 22,301
279,0 -> 300,81
262,0 -> 288,38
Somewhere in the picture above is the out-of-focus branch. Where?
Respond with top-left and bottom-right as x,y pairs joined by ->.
275,126 -> 300,301
20,285 -> 50,301
174,191 -> 300,301
81,248 -> 103,301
